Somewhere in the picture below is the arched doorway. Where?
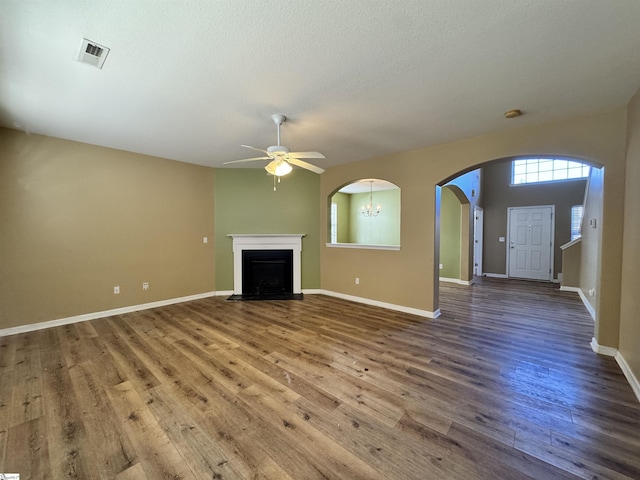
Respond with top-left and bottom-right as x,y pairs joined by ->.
439,185 -> 473,285
435,156 -> 601,328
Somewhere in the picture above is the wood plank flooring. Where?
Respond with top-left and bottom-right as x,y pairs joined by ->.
1,277 -> 639,479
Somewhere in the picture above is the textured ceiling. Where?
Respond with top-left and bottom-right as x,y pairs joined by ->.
2,1 -> 640,170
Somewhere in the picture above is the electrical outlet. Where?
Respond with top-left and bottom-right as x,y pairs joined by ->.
355,277 -> 360,285
114,286 -> 120,294
203,236 -> 208,244
142,282 -> 149,291
439,264 -> 443,269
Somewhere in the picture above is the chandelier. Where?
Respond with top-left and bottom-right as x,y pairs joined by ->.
361,180 -> 381,217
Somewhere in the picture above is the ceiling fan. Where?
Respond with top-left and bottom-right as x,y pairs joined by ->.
224,114 -> 325,180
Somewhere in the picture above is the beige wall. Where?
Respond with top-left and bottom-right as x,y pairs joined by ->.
320,108 -> 627,344
560,240 -> 581,288
619,88 -> 640,383
0,128 -> 215,329
580,167 -> 603,315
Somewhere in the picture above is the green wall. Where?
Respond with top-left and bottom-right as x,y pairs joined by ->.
440,187 -> 462,278
332,192 -> 351,243
214,169 -> 321,291
348,188 -> 401,245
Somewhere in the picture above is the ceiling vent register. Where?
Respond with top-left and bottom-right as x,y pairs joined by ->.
77,38 -> 110,69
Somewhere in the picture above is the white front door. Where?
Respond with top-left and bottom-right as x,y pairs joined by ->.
507,206 -> 554,281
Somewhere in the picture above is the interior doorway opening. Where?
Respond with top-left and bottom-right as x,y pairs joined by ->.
436,156 -> 599,322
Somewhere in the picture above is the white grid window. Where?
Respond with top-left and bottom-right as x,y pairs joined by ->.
330,203 -> 338,243
571,205 -> 584,241
512,159 -> 590,185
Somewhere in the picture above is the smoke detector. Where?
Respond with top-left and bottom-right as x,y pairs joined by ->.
77,38 -> 110,69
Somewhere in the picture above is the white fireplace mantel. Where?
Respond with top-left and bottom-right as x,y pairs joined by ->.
228,234 -> 304,295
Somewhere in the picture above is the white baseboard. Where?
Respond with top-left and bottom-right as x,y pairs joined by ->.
209,289 -> 440,318
317,290 -> 439,318
560,286 -> 595,321
615,351 -> 640,403
0,291 -> 217,337
483,273 -> 508,279
559,286 -> 580,292
0,288 -> 440,337
577,289 -> 596,320
590,337 -> 640,403
439,277 -> 474,286
590,337 -> 618,356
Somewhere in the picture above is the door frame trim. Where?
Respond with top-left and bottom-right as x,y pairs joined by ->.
473,206 -> 484,276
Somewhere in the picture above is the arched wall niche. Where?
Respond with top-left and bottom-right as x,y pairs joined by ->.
327,178 -> 400,249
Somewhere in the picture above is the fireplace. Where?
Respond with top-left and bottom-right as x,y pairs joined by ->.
228,234 -> 304,300
242,249 -> 293,296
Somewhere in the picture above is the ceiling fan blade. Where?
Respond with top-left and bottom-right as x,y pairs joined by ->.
288,151 -> 325,159
287,157 -> 325,174
241,144 -> 270,155
223,156 -> 270,165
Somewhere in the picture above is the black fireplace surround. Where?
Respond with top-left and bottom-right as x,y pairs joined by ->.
228,249 -> 301,300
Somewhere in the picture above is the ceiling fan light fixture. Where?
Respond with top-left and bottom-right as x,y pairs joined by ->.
265,159 -> 292,177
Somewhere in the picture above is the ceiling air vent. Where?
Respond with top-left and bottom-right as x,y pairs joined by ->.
77,38 -> 110,69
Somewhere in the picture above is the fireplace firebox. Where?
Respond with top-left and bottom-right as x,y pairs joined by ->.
242,249 -> 293,296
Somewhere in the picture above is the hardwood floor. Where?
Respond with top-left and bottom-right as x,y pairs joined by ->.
1,277 -> 639,479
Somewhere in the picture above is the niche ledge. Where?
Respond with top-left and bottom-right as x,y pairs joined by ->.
325,243 -> 400,251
